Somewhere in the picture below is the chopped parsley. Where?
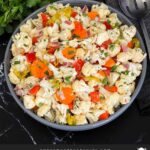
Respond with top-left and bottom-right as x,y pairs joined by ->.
102,77 -> 109,86
104,52 -> 108,57
109,44 -> 115,51
14,61 -> 20,65
83,13 -> 87,17
38,103 -> 43,107
111,65 -> 118,72
107,19 -> 111,24
123,70 -> 129,75
100,95 -> 105,100
49,5 -> 57,10
65,76 -> 72,83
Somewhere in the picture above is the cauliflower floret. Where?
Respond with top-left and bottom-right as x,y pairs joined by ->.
53,103 -> 69,124
11,43 -> 24,57
72,80 -> 94,93
60,18 -> 74,30
120,25 -> 136,42
92,3 -> 110,19
43,53 -> 56,63
89,22 -> 106,36
74,114 -> 88,125
47,23 -> 59,37
108,44 -> 121,57
8,69 -> 20,84
48,63 -> 62,79
46,4 -> 57,16
104,93 -> 120,114
37,104 -> 50,117
40,79 -> 56,96
108,72 -> 120,86
11,55 -> 29,72
117,50 -> 133,63
116,80 -> 135,95
128,62 -> 142,77
20,19 -> 33,34
23,95 -> 35,109
36,37 -> 48,50
107,28 -> 120,42
75,48 -> 85,59
44,110 -> 55,122
119,94 -> 131,105
60,66 -> 77,81
116,64 -> 127,73
76,92 -> 91,101
86,109 -> 105,123
82,62 -> 101,77
131,48 -> 146,63
12,32 -> 32,53
108,13 -> 121,27
71,100 -> 91,115
59,29 -> 72,41
96,31 -> 109,45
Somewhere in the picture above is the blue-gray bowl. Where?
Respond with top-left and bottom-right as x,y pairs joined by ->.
4,0 -> 147,131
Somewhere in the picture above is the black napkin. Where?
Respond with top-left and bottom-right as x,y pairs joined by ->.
105,0 -> 150,116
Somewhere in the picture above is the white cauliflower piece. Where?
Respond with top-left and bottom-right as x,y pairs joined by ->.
71,100 -> 91,115
11,55 -> 29,72
8,69 -> 20,84
36,37 -> 48,50
75,48 -> 85,59
37,104 -> 50,117
20,19 -> 33,34
72,80 -> 94,93
82,62 -> 101,77
59,29 -> 72,41
120,94 -> 131,105
60,66 -> 77,81
46,5 -> 57,16
108,13 -> 121,27
128,62 -> 142,77
108,72 -> 120,86
60,18 -> 74,30
108,44 -> 121,57
131,48 -> 146,63
13,32 -> 32,53
86,109 -> 105,123
74,114 -> 88,125
47,23 -> 59,37
92,3 -> 110,19
107,28 -> 120,42
120,25 -> 136,42
96,31 -> 109,45
116,64 -> 127,73
23,95 -> 35,109
105,93 -> 120,114
117,50 -> 133,63
116,80 -> 135,95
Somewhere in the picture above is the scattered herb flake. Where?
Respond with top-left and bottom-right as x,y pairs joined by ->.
102,77 -> 109,86
14,61 -> 20,65
111,65 -> 117,72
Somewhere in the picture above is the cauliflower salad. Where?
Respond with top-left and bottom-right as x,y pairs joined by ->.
9,3 -> 146,125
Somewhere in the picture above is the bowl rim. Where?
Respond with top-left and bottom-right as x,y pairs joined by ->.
4,0 -> 147,131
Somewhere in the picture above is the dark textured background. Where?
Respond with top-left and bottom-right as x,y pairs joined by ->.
0,0 -> 150,144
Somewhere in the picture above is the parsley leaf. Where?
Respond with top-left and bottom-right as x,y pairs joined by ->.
102,77 -> 109,86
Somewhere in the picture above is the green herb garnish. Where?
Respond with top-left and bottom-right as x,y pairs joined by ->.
111,65 -> 117,72
109,44 -> 115,51
123,70 -> 129,75
14,61 -> 20,65
65,76 -> 72,83
102,77 -> 109,86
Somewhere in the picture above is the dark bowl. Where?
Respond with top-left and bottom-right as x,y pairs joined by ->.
4,0 -> 147,131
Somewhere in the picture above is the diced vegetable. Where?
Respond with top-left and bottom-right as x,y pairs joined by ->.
73,59 -> 84,74
41,13 -> 48,27
32,37 -> 38,45
68,103 -> 73,110
62,47 -> 76,59
73,21 -> 88,39
71,11 -> 78,18
104,85 -> 118,92
102,77 -> 109,86
29,85 -> 40,95
98,70 -> 106,77
26,52 -> 36,63
103,21 -> 112,30
99,111 -> 109,120
88,11 -> 98,20
104,58 -> 116,68
66,113 -> 76,125
89,91 -> 100,103
48,46 -> 59,54
30,60 -> 53,78
127,41 -> 134,48
55,87 -> 75,105
100,39 -> 112,49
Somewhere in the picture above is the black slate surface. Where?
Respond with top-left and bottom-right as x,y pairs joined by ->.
0,0 -> 150,144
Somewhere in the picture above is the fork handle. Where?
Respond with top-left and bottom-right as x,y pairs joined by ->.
140,19 -> 150,61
